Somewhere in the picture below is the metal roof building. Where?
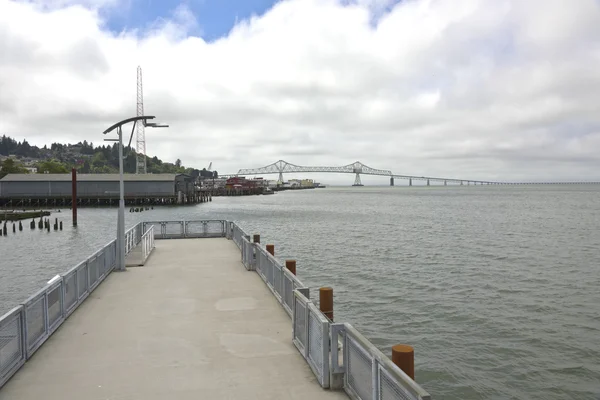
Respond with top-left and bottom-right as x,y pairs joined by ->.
0,173 -> 194,202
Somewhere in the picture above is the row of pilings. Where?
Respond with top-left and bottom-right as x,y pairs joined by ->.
0,217 -> 63,236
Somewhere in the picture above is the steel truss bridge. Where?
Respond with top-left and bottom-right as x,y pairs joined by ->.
233,160 -> 599,186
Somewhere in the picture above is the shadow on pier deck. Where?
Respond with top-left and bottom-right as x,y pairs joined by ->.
1,238 -> 346,399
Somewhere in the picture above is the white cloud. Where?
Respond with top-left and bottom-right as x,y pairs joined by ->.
1,0 -> 600,182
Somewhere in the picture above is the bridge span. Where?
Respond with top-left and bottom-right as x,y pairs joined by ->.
233,160 -> 600,186
236,160 -> 498,186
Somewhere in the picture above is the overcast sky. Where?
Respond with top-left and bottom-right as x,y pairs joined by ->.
1,0 -> 600,183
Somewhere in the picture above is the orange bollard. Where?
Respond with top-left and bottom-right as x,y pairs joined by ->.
266,244 -> 274,256
319,287 -> 333,321
253,234 -> 260,243
392,344 -> 415,380
285,260 -> 296,275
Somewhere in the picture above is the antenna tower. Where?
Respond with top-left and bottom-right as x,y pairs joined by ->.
135,66 -> 147,174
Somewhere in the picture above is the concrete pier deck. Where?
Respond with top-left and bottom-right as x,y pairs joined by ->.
1,239 -> 347,400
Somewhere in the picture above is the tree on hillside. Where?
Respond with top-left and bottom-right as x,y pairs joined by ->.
0,158 -> 29,178
37,159 -> 69,174
175,158 -> 182,168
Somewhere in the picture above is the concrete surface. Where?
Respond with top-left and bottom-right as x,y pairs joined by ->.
1,239 -> 347,400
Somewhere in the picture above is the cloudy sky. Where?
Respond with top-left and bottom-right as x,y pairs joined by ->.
1,0 -> 600,184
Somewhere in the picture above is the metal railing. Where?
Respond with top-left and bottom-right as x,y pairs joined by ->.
241,235 -> 254,271
140,225 -> 155,265
293,288 -> 331,388
142,220 -> 227,239
125,225 -> 138,254
331,323 -> 431,400
227,221 -> 431,398
232,222 -> 245,249
0,238 -> 119,389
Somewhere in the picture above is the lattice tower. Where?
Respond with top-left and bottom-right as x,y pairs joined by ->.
135,66 -> 147,174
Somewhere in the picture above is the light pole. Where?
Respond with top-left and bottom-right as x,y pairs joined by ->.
103,116 -> 169,271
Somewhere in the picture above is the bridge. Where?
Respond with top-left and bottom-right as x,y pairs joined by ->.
236,160 -> 500,186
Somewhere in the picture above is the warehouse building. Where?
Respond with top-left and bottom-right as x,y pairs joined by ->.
0,173 -> 199,207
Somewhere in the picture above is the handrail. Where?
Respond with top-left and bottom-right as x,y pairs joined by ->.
332,322 -> 431,400
140,225 -> 155,265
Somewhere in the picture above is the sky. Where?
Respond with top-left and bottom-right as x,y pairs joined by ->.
1,0 -> 600,184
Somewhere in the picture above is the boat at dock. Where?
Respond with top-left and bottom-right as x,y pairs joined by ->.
0,220 -> 431,400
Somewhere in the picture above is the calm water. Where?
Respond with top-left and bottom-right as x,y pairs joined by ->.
1,186 -> 599,399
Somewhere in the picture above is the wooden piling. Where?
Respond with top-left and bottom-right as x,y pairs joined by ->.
60,221 -> 63,230
285,260 -> 296,275
319,287 -> 333,321
19,221 -> 23,231
12,223 -> 16,233
392,345 -> 415,380
266,244 -> 275,256
72,168 -> 78,227
253,234 -> 260,243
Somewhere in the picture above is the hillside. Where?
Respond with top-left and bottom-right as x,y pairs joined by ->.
0,135 -> 216,179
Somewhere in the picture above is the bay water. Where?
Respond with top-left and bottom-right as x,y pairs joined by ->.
1,186 -> 599,399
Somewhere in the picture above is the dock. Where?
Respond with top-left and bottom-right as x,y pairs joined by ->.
0,220 -> 431,400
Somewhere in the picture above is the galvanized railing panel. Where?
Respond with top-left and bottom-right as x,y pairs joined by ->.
241,236 -> 255,271
292,289 -> 330,388
46,281 -> 63,334
0,307 -> 25,389
76,261 -> 89,302
331,323 -> 431,400
63,269 -> 78,315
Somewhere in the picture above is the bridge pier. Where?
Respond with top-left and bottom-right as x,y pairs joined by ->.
427,179 -> 430,186
390,177 -> 394,186
409,178 -> 412,187
444,180 -> 447,186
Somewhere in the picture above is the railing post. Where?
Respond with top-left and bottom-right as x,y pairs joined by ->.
319,287 -> 333,321
392,344 -> 415,380
285,260 -> 296,275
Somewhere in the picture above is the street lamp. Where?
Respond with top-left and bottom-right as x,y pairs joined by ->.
103,116 -> 169,271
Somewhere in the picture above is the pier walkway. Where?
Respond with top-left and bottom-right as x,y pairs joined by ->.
1,238 -> 346,400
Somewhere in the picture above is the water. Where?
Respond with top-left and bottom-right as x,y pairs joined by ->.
1,186 -> 599,399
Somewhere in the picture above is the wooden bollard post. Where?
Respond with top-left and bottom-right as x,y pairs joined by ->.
319,287 -> 333,321
30,219 -> 35,229
19,221 -> 23,231
285,260 -> 296,275
59,221 -> 63,230
392,345 -> 415,380
253,234 -> 260,243
266,244 -> 275,256
12,223 -> 16,233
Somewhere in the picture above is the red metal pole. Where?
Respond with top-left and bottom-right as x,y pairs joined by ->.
72,168 -> 77,227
